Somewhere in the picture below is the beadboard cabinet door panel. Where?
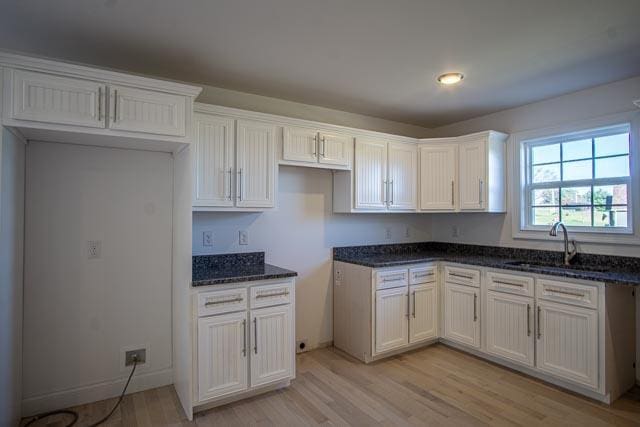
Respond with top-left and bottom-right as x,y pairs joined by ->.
319,132 -> 352,167
388,142 -> 417,210
375,287 -> 409,354
109,85 -> 187,136
419,144 -> 457,211
236,120 -> 276,208
459,139 -> 486,210
355,139 -> 388,209
443,282 -> 479,348
282,126 -> 318,164
250,304 -> 294,387
486,291 -> 534,367
409,284 -> 437,343
193,114 -> 235,207
10,69 -> 106,128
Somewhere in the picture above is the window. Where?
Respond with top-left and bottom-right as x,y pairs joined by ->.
523,124 -> 631,232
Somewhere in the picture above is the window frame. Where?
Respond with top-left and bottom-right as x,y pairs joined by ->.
511,111 -> 640,245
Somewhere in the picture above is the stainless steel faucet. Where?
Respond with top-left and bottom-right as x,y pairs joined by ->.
549,221 -> 577,266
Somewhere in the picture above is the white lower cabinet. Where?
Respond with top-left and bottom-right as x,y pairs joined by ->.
375,287 -> 409,354
250,304 -> 294,387
443,281 -> 480,348
535,300 -> 599,389
485,291 -> 534,367
195,279 -> 295,406
409,283 -> 438,343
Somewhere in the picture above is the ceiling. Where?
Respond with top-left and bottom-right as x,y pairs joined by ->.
1,0 -> 640,128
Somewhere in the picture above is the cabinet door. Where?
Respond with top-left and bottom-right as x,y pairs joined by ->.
197,312 -> 248,402
193,114 -> 235,207
250,304 -> 294,387
486,291 -> 534,367
10,69 -> 106,128
459,139 -> 486,210
375,287 -> 409,354
419,144 -> 457,211
319,132 -> 352,167
443,282 -> 480,348
236,120 -> 276,208
409,284 -> 437,343
109,85 -> 186,136
282,126 -> 318,164
355,139 -> 387,209
536,301 -> 598,389
388,142 -> 417,210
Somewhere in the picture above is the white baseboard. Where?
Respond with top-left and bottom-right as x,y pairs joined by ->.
21,368 -> 173,417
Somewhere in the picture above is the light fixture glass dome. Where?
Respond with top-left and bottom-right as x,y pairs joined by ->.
437,72 -> 464,85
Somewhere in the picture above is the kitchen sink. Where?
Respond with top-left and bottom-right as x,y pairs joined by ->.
503,260 -> 612,273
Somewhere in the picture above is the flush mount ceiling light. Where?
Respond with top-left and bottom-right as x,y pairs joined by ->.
437,72 -> 464,85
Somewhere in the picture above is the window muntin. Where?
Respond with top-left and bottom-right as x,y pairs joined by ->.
524,125 -> 631,231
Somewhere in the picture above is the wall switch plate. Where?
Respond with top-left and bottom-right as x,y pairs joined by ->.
203,231 -> 214,247
125,348 -> 146,366
385,227 -> 392,239
87,240 -> 101,259
120,344 -> 149,372
239,230 -> 249,245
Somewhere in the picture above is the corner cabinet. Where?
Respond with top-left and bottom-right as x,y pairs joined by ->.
418,131 -> 507,213
192,111 -> 276,211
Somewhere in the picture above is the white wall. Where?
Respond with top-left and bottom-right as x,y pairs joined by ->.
22,141 -> 174,415
193,166 -> 432,348
429,75 -> 640,257
0,128 -> 25,427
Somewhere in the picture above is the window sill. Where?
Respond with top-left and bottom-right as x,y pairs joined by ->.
513,229 -> 640,245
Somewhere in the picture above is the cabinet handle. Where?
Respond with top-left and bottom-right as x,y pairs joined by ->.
390,180 -> 394,205
321,136 -> 326,157
479,179 -> 483,204
414,272 -> 434,278
97,87 -> 103,121
237,169 -> 243,201
113,89 -> 118,123
256,290 -> 289,299
412,290 -> 416,318
406,293 -> 410,318
537,306 -> 542,339
253,317 -> 258,354
545,287 -> 585,298
382,275 -> 405,282
449,272 -> 473,280
451,181 -> 455,205
383,180 -> 388,204
473,293 -> 477,322
242,319 -> 247,356
312,135 -> 317,156
204,297 -> 243,306
526,304 -> 531,337
228,168 -> 233,200
493,280 -> 524,288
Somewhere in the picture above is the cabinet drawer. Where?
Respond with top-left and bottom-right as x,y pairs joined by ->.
409,265 -> 437,285
486,271 -> 534,297
197,288 -> 248,317
444,265 -> 480,287
250,281 -> 293,309
374,269 -> 409,290
536,279 -> 598,309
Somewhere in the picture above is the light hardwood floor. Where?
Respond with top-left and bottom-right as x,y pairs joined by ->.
23,344 -> 640,426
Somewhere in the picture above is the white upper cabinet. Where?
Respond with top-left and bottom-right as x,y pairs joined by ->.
193,114 -> 235,207
108,85 -> 186,137
9,69 -> 106,128
388,142 -> 418,210
281,126 -> 352,169
236,119 -> 276,208
354,138 -> 388,210
459,138 -> 486,210
318,132 -> 351,167
282,126 -> 319,164
419,144 -> 457,211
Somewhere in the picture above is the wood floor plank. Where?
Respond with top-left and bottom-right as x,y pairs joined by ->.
22,344 -> 640,426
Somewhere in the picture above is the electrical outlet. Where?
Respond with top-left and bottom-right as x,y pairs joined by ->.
203,231 -> 214,247
87,240 -> 101,259
125,348 -> 146,366
452,226 -> 460,238
239,230 -> 249,245
296,339 -> 309,354
385,227 -> 392,239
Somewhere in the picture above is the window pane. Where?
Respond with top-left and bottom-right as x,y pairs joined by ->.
595,156 -> 629,178
531,143 -> 560,164
594,206 -> 628,228
561,206 -> 592,227
561,186 -> 591,205
593,184 -> 627,206
532,163 -> 560,183
532,207 -> 559,226
532,188 -> 559,206
562,139 -> 592,161
562,159 -> 592,181
594,133 -> 629,157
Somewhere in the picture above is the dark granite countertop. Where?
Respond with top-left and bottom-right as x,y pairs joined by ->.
192,252 -> 297,287
333,242 -> 640,287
